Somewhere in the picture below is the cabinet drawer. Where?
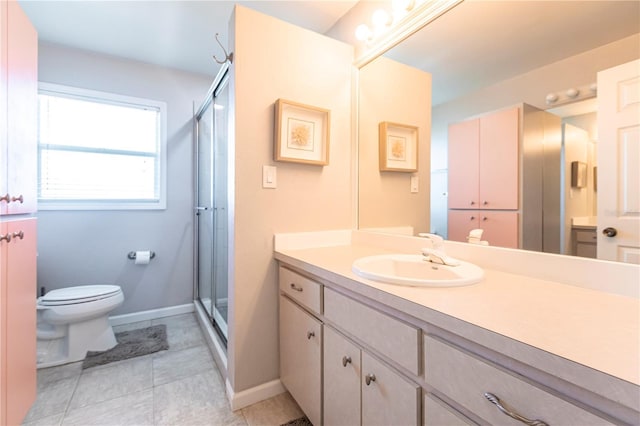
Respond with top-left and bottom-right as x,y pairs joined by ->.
575,229 -> 597,243
324,287 -> 420,375
279,267 -> 322,314
424,335 -> 613,425
424,394 -> 475,426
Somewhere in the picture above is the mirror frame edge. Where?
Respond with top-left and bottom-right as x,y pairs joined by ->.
353,0 -> 463,70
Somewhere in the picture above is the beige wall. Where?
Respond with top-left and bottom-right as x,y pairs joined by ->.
228,6 -> 354,393
358,56 -> 431,233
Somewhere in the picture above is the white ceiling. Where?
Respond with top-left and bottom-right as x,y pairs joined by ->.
20,0 -> 359,78
386,1 -> 640,105
19,1 -> 640,104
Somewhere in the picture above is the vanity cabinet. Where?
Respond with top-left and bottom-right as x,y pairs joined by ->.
572,227 -> 597,258
280,296 -> 322,426
323,325 -> 420,426
279,268 -> 323,426
424,335 -> 613,425
277,258 -> 635,426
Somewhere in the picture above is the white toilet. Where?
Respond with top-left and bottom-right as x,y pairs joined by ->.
36,285 -> 124,368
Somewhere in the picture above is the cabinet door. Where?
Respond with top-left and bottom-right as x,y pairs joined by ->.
4,2 -> 37,215
4,219 -> 37,425
362,351 -> 420,426
279,296 -> 322,426
480,211 -> 518,249
479,107 -> 519,210
324,326 -> 361,426
448,210 -> 480,243
448,119 -> 479,209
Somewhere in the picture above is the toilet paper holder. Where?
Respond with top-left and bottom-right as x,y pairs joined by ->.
127,251 -> 156,260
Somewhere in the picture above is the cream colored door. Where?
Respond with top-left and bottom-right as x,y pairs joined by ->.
361,351 -> 420,426
323,326 -> 361,426
279,296 -> 322,426
597,59 -> 640,264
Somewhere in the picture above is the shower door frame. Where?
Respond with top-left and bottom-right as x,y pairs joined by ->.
194,63 -> 230,346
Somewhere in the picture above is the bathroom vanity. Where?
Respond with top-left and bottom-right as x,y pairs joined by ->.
275,231 -> 639,426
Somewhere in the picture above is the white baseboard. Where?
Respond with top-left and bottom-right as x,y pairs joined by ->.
109,303 -> 194,326
226,378 -> 286,411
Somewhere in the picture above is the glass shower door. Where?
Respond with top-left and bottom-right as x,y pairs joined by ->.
211,74 -> 229,338
196,98 -> 214,320
195,66 -> 229,343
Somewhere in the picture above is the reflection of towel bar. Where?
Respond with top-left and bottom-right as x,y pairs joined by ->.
127,251 -> 156,260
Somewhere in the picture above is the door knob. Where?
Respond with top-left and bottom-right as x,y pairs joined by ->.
602,227 -> 617,237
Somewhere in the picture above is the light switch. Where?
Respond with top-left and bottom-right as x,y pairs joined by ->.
263,165 -> 277,189
410,174 -> 419,193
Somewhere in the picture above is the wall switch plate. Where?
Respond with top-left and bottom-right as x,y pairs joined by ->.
410,174 -> 419,193
263,165 -> 277,188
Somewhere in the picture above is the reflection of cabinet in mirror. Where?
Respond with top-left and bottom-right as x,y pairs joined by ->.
448,104 -> 560,250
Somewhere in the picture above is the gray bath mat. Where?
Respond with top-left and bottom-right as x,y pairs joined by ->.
82,324 -> 169,369
280,417 -> 312,426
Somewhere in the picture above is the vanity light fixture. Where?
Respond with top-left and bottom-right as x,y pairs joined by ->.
545,82 -> 596,106
355,0 -> 421,43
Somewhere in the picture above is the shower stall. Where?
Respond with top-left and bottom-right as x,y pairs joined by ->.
194,63 -> 230,344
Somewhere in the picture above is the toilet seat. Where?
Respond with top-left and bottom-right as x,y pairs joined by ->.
39,285 -> 122,306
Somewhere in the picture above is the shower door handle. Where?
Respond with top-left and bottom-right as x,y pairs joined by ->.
195,206 -> 208,210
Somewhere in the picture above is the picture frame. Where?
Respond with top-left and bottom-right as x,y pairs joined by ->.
378,122 -> 419,172
274,99 -> 330,165
571,161 -> 587,188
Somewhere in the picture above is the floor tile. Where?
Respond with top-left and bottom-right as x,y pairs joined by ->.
68,356 -> 152,409
152,313 -> 205,351
112,319 -> 152,333
242,392 -> 304,426
37,362 -> 83,390
152,345 -> 215,386
24,376 -> 78,423
154,371 -> 238,425
61,389 -> 154,426
22,412 -> 63,426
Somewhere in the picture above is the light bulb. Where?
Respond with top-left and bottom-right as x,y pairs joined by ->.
372,9 -> 391,29
545,93 -> 558,104
355,24 -> 372,41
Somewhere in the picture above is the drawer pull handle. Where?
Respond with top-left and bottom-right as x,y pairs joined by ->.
12,231 -> 24,240
307,331 -> 315,340
290,283 -> 303,292
0,233 -> 11,243
365,373 -> 376,386
342,356 -> 352,367
11,194 -> 23,204
0,193 -> 9,203
484,392 -> 548,426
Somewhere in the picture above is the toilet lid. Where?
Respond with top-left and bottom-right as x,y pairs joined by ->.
39,285 -> 122,306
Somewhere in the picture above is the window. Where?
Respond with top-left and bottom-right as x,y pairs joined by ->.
38,83 -> 167,210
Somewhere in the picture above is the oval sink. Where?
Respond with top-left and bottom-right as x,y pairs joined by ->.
352,254 -> 483,287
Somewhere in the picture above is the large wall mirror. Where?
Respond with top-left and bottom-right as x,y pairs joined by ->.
357,0 -> 640,264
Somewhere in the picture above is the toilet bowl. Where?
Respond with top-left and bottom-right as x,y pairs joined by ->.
37,285 -> 124,368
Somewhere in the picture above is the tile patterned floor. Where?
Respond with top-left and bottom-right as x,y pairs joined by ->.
24,313 -> 304,426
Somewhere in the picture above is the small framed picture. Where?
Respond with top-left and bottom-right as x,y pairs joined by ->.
274,99 -> 330,165
571,161 -> 587,188
378,122 -> 418,172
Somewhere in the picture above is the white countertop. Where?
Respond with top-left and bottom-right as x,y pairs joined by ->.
275,241 -> 640,387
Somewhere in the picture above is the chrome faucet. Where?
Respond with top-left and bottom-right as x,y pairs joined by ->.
419,233 -> 460,266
